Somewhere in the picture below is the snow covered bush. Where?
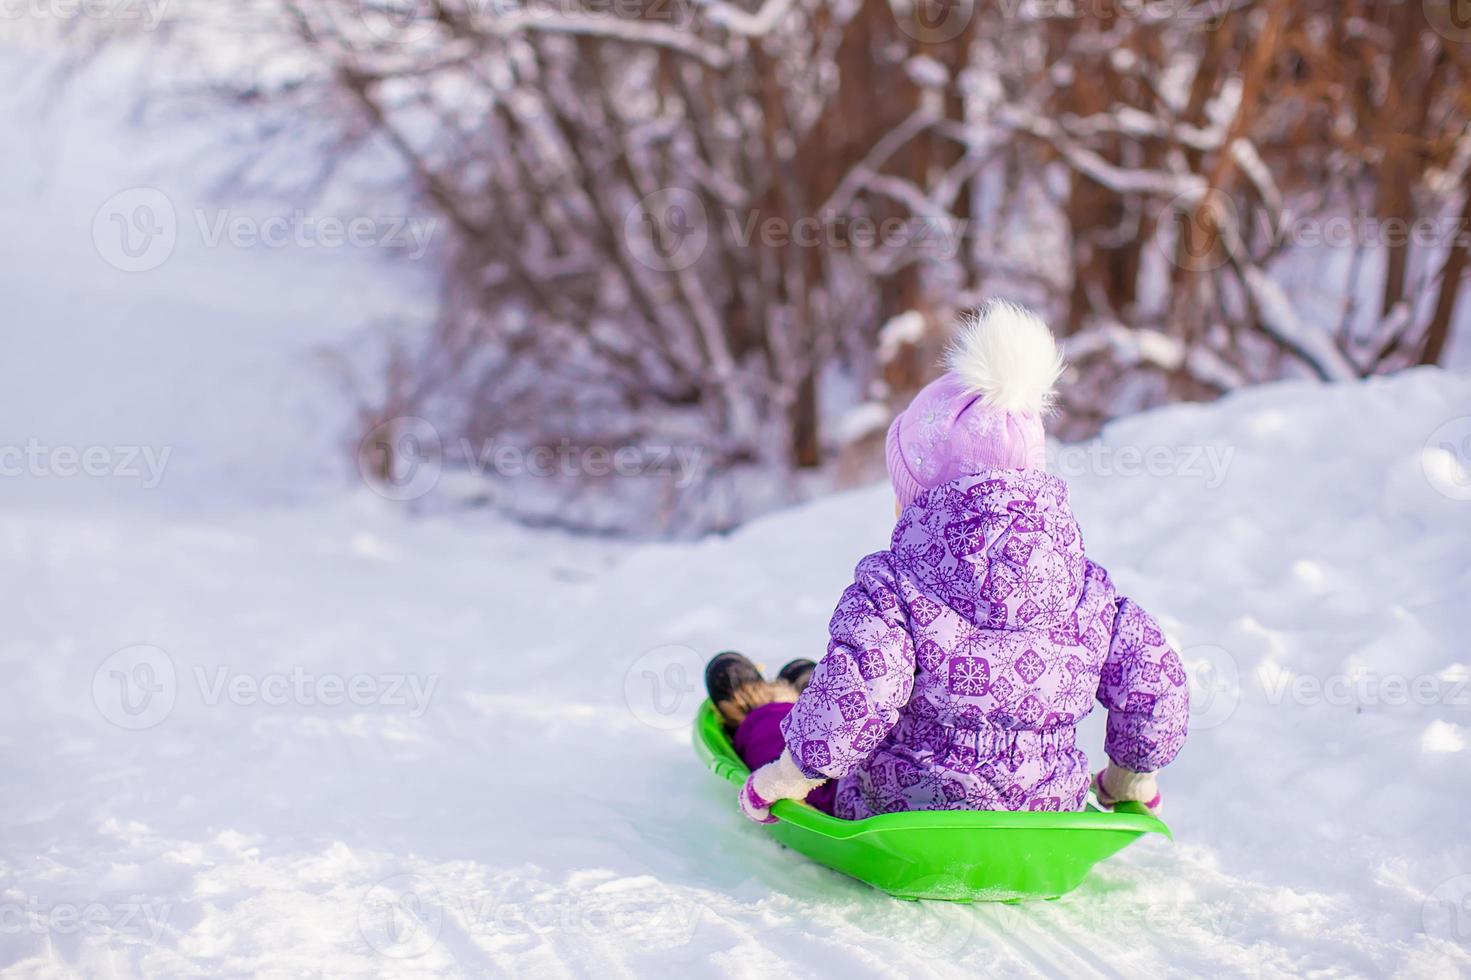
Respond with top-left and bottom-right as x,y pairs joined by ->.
70,0 -> 1471,531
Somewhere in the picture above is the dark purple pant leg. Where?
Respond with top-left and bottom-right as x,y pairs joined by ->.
731,701 -> 836,814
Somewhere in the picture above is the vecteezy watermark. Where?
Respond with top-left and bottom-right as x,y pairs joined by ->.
1424,0 -> 1471,44
357,417 -> 707,502
623,644 -> 703,731
630,184 -> 1471,276
1048,442 -> 1235,489
194,209 -> 438,260
466,882 -> 703,941
358,873 -> 442,959
457,440 -> 705,488
865,877 -> 976,957
92,188 -> 439,272
0,439 -> 171,489
1159,189 -> 1471,272
895,0 -> 1232,43
1183,643 -> 1239,731
1423,416 -> 1471,501
1265,212 -> 1471,250
93,644 -> 178,731
192,665 -> 438,718
351,0 -> 437,45
722,212 -> 967,258
349,0 -> 692,46
0,0 -> 169,30
358,417 -> 443,503
624,188 -> 709,273
92,645 -> 439,730
1423,872 -> 1471,955
894,0 -> 977,42
1157,187 -> 1241,272
993,0 -> 1232,26
358,872 -> 703,960
981,892 -> 1240,941
0,897 -> 173,944
622,192 -> 973,273
93,188 -> 177,273
1258,666 -> 1470,709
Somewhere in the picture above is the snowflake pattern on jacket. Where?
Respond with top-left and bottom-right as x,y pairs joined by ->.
779,468 -> 1189,819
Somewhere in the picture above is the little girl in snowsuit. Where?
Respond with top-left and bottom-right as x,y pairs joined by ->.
706,302 -> 1189,823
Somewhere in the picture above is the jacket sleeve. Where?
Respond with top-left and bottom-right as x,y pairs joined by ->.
1096,594 -> 1190,773
780,553 -> 916,781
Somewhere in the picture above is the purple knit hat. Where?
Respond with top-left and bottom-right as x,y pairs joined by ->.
886,303 -> 1063,511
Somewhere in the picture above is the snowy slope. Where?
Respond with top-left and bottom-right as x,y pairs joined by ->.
2,364 -> 1470,977
4,36 -> 1471,980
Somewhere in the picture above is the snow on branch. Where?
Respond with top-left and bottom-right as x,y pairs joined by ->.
822,105 -> 942,215
696,0 -> 796,36
998,108 -> 1203,199
486,10 -> 733,68
1055,107 -> 1223,152
1064,322 -> 1185,372
1229,138 -> 1283,222
1239,265 -> 1359,381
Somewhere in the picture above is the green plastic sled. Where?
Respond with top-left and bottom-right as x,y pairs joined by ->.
693,700 -> 1170,902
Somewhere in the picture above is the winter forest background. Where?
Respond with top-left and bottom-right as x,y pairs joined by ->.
22,0 -> 1470,532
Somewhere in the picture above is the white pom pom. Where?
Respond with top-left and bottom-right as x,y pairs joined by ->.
944,301 -> 1065,414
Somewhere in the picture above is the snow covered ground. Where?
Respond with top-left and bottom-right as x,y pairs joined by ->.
5,37 -> 1471,980
5,339 -> 1471,977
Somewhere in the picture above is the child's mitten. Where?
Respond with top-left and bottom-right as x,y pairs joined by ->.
739,750 -> 826,824
1092,764 -> 1162,814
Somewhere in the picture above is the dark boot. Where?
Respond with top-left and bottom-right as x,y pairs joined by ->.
776,658 -> 817,694
705,651 -> 795,731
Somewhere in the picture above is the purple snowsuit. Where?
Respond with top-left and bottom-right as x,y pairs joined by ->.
780,468 -> 1189,819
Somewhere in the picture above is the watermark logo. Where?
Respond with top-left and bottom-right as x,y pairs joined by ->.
349,0 -> 692,47
1048,442 -> 1235,488
1159,187 -> 1239,272
0,439 -> 171,488
91,645 -> 439,727
870,874 -> 976,955
0,897 -> 172,943
992,0 -> 1231,26
725,211 -> 964,258
982,893 -> 1240,941
192,665 -> 438,717
358,417 -> 707,502
1423,872 -> 1471,955
624,188 -> 708,273
357,873 -> 704,959
1158,199 -> 1471,271
93,189 -> 438,272
1423,416 -> 1471,501
627,196 -> 986,269
359,416 -> 444,502
0,0 -> 170,31
93,188 -> 177,273
1425,0 -> 1471,43
354,0 -> 438,43
93,644 -> 178,730
898,0 -> 975,42
1258,666 -> 1469,709
359,873 -> 442,959
624,644 -> 703,730
194,210 -> 437,259
458,439 -> 705,488
1184,643 -> 1238,730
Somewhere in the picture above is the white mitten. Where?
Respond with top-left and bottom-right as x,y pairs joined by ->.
1092,764 -> 1162,814
739,750 -> 826,824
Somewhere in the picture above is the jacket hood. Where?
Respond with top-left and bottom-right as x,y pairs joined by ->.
889,468 -> 1087,634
